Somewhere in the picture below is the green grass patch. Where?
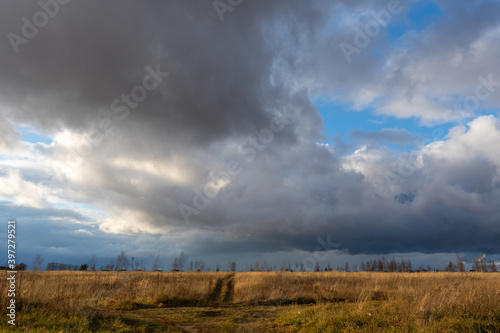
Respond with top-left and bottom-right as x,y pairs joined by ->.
0,307 -> 180,332
275,302 -> 500,333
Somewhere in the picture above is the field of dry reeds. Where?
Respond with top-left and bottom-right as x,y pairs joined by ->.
1,271 -> 499,332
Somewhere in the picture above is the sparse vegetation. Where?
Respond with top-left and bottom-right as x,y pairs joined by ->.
1,271 -> 499,331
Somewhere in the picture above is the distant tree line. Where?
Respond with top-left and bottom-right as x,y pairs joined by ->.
46,262 -> 80,271
447,254 -> 498,273
17,252 -> 499,272
0,263 -> 27,270
359,257 -> 414,272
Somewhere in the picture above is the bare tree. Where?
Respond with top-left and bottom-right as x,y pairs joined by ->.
388,258 -> 397,272
89,254 -> 97,271
445,260 -> 455,272
488,259 -> 497,273
134,257 -> 143,271
177,251 -> 187,271
116,251 -> 130,271
32,254 -> 44,271
106,259 -> 115,271
172,258 -> 179,271
262,260 -> 268,271
456,254 -> 465,272
152,254 -> 161,271
472,254 -> 487,272
194,260 -> 205,271
378,257 -> 385,272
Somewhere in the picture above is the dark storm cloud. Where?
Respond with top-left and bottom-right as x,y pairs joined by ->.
1,0 -> 500,259
0,0 -> 329,147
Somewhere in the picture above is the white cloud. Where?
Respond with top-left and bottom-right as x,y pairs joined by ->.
0,169 -> 46,208
74,229 -> 94,236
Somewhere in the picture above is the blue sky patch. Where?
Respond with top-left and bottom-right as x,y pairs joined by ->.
16,126 -> 53,145
314,98 -> 456,152
389,0 -> 443,40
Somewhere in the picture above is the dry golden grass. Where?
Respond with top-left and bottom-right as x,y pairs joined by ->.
1,271 -> 499,332
1,271 -> 234,310
235,271 -> 500,305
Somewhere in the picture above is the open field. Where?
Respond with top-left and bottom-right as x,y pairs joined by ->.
1,271 -> 500,332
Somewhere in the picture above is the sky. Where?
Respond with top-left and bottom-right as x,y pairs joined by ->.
1,0 -> 500,271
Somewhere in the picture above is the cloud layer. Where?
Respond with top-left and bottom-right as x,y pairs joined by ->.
1,0 -> 500,261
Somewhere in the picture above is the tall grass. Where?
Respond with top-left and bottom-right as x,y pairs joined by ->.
0,271 -> 234,311
1,271 -> 499,331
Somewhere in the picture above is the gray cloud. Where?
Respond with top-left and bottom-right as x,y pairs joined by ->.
0,0 -> 499,263
351,128 -> 419,145
0,0 -> 325,147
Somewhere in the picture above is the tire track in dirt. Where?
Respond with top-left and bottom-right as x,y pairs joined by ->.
116,274 -> 236,332
222,275 -> 234,302
208,277 -> 224,301
208,273 -> 235,303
